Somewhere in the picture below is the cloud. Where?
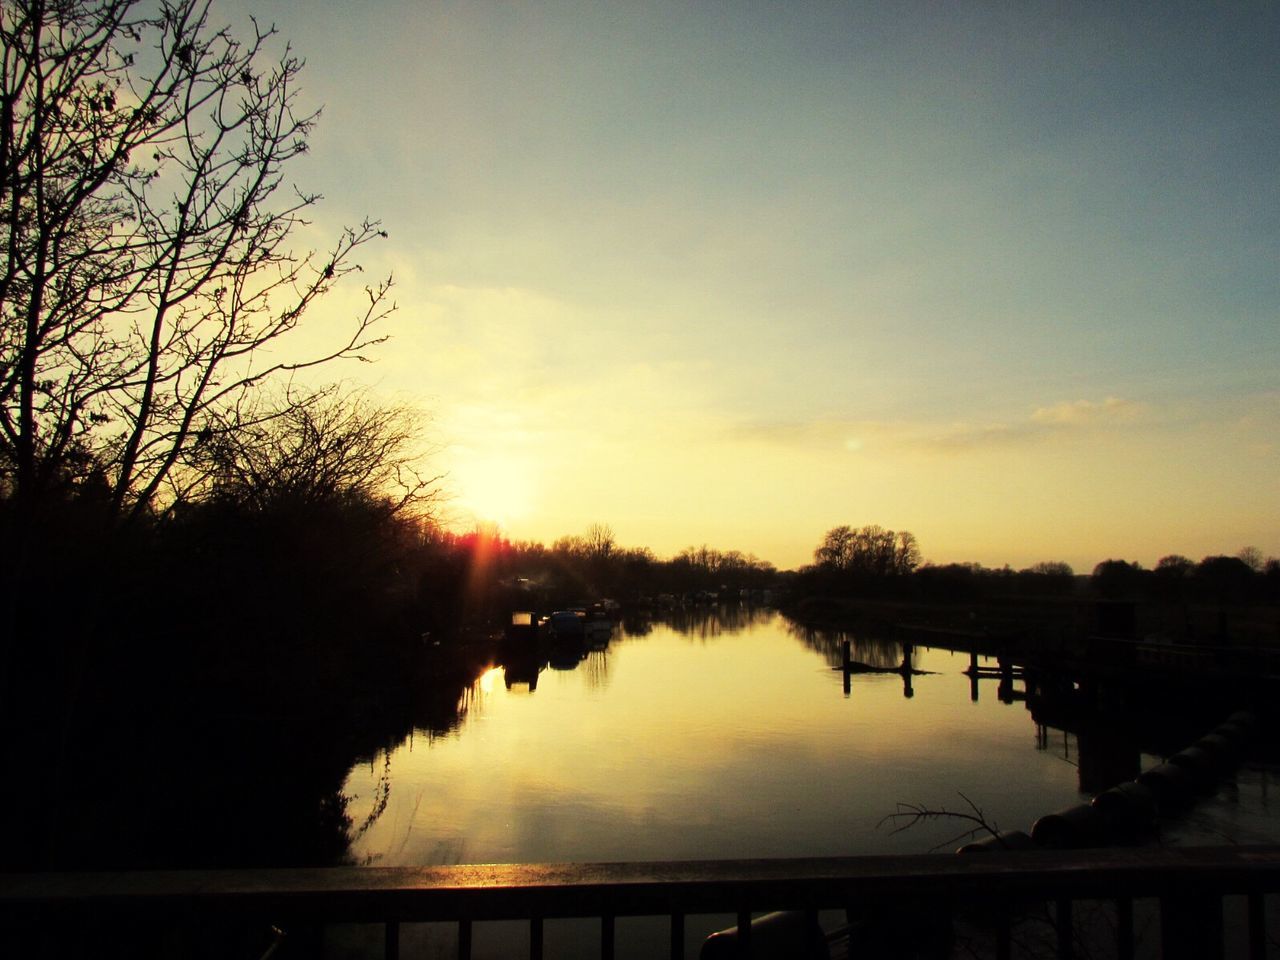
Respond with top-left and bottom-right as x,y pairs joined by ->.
727,396 -> 1150,455
725,418 -> 893,452
918,422 -> 1026,451
1031,397 -> 1147,425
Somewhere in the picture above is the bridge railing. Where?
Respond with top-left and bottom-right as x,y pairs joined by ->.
4,845 -> 1280,959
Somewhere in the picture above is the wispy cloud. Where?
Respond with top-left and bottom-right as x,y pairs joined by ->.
1031,397 -> 1147,425
728,397 -> 1150,455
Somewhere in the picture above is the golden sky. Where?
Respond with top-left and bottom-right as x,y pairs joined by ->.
229,1 -> 1279,571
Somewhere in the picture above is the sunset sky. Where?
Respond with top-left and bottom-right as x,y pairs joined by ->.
226,1 -> 1278,571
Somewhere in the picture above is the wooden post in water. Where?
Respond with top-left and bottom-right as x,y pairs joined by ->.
842,639 -> 852,697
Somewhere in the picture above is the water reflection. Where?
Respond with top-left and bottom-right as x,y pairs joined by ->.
342,609 -> 1098,867
784,620 -> 907,670
343,606 -> 1280,873
494,603 -> 770,702
625,603 -> 774,641
785,622 -> 935,699
582,648 -> 610,691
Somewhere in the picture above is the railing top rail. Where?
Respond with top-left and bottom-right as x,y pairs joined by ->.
5,846 -> 1280,923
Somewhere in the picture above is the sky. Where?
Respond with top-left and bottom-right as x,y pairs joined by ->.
219,1 -> 1279,572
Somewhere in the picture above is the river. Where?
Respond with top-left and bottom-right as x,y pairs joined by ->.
343,609 -> 1278,868
330,608 -> 1279,958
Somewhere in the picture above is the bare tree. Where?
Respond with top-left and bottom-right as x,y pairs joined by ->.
190,384 -> 438,518
584,522 -> 615,562
894,530 -> 921,575
1027,561 -> 1073,577
1237,546 -> 1265,573
814,524 -> 855,570
0,0 -> 390,521
814,524 -> 918,577
1156,554 -> 1194,577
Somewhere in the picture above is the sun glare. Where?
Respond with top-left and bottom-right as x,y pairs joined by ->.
453,455 -> 537,527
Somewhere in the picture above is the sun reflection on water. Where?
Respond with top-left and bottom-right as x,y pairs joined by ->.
344,612 -> 1132,869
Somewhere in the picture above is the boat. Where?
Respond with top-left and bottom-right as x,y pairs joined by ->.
584,611 -> 613,645
546,609 -> 586,641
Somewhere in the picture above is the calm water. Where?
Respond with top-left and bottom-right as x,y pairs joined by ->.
344,610 -> 1095,866
335,609 -> 1279,958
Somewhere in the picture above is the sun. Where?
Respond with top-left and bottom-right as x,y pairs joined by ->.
453,454 -> 537,527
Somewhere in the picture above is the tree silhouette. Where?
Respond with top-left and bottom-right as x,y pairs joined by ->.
0,0 -> 390,520
1237,546 -> 1265,573
0,0 -> 398,871
1090,559 -> 1146,598
192,385 -> 435,517
584,522 -> 616,562
894,530 -> 922,575
813,524 -> 919,577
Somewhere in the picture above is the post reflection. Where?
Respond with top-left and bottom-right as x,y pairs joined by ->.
795,623 -> 929,700
800,615 -> 1261,803
341,605 -> 1272,872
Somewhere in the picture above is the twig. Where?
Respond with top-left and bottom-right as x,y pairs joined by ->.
879,791 -> 1001,852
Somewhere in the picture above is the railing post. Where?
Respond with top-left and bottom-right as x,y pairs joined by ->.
530,916 -> 543,960
1160,894 -> 1223,960
457,918 -> 472,960
737,909 -> 752,953
1115,897 -> 1134,960
1248,892 -> 1265,960
382,920 -> 399,960
803,909 -> 820,956
1055,897 -> 1073,960
601,914 -> 615,960
670,912 -> 685,960
996,904 -> 1012,960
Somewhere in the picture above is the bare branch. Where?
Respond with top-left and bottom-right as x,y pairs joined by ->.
0,0 -> 391,515
878,792 -> 1002,852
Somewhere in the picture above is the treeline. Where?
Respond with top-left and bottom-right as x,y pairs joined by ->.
416,523 -> 780,628
1091,553 -> 1280,605
793,525 -> 1280,606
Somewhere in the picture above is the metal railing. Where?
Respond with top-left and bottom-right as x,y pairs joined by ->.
4,845 -> 1280,959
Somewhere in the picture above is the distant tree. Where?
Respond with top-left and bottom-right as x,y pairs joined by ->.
617,546 -> 658,598
814,524 -> 915,578
814,525 -> 856,570
584,522 -> 616,562
1265,558 -> 1280,603
1014,561 -> 1075,597
1151,554 -> 1195,601
0,0 -> 390,521
1197,555 -> 1254,579
1237,546 -> 1265,573
552,534 -> 586,557
1195,555 -> 1256,604
895,531 -> 922,575
674,544 -> 723,582
858,525 -> 898,577
1090,559 -> 1145,598
1155,554 -> 1195,577
1026,561 -> 1073,578
914,562 -> 984,602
